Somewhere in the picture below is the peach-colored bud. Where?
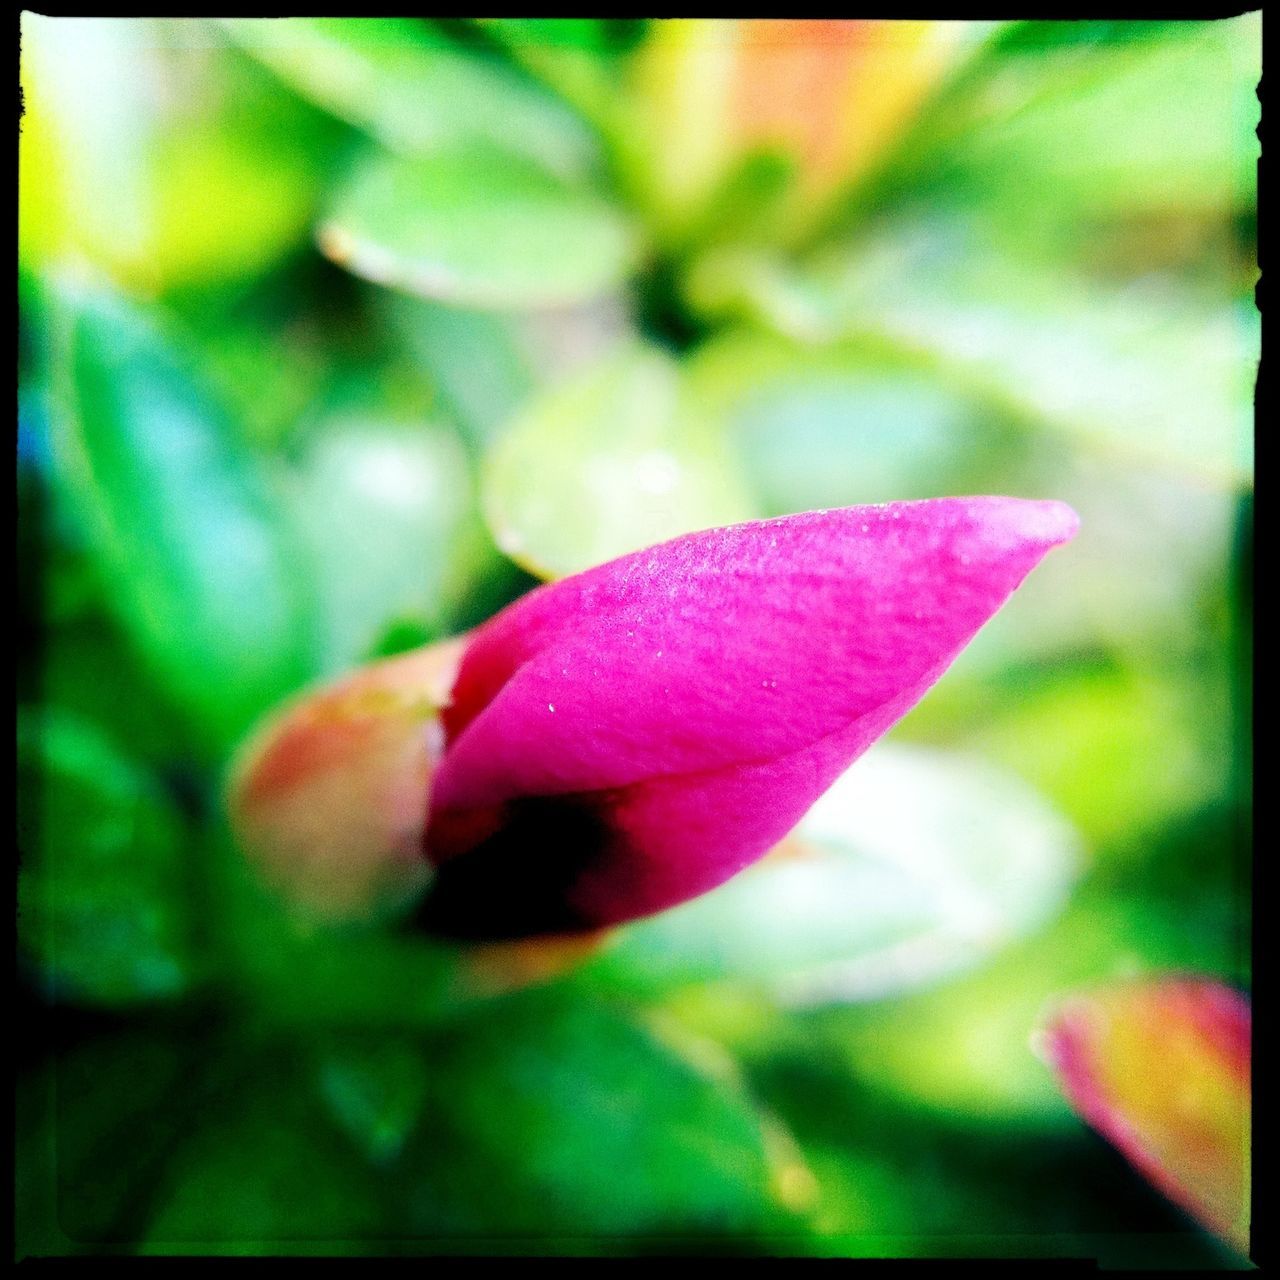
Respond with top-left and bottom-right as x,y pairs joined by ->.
1043,978 -> 1251,1254
226,638 -> 466,923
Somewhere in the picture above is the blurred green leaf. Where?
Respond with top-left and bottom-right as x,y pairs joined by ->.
221,17 -> 597,179
18,709 -> 194,1005
480,18 -> 636,56
683,328 -> 1018,514
20,392 -> 101,629
321,144 -> 642,310
287,416 -> 490,671
164,278 -> 338,457
905,17 -> 1260,255
36,613 -> 198,771
476,19 -> 646,142
241,927 -> 464,1033
695,221 -> 1257,487
314,1036 -> 431,1165
802,881 -> 1240,1129
45,286 -> 312,744
961,660 -> 1231,863
20,16 -> 327,292
688,148 -> 799,253
140,992 -> 799,1249
384,296 -> 540,448
16,1060 -> 66,1258
384,290 -> 633,451
21,1026 -> 221,1250
732,1025 -> 1235,1264
844,246 -> 1257,489
142,1042 -> 393,1251
586,743 -> 1079,1002
412,989 -> 801,1238
482,342 -> 755,578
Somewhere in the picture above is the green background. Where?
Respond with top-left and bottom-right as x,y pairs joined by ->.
18,16 -> 1256,1262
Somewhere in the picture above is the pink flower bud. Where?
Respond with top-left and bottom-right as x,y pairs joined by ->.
418,497 -> 1077,938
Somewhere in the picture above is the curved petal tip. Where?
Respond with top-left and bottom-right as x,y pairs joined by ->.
1012,497 -> 1080,547
954,495 -> 1079,552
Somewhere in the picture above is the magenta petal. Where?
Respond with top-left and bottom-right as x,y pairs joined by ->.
422,497 -> 1078,938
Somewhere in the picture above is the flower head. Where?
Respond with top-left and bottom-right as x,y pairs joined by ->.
231,496 -> 1077,940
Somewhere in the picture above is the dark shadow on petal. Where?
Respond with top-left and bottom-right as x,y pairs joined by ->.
416,794 -> 613,942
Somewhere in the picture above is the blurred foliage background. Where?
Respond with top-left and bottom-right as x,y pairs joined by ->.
18,16 -> 1257,1261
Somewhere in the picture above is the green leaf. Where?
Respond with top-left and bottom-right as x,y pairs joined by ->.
958,661 -> 1232,860
383,290 -> 633,451
321,144 -> 642,310
585,743 -> 1079,1003
18,709 -> 194,1005
806,882 -> 1239,1128
287,416 -> 491,671
20,1027 -> 220,1249
221,17 -> 598,179
688,148 -> 799,252
44,286 -> 312,744
910,17 -> 1260,249
698,223 -> 1258,487
16,1062 -> 66,1259
20,394 -> 102,629
841,234 -> 1257,487
475,19 -> 644,142
384,295 -> 540,448
141,995 -> 800,1249
682,328 -> 1019,514
481,17 -> 629,54
732,374 -> 986,512
164,282 -> 337,457
482,342 -> 756,578
35,612 -> 198,770
410,990 -> 802,1238
141,1042 -> 393,1252
313,1036 -> 431,1165
730,1017 -> 1236,1263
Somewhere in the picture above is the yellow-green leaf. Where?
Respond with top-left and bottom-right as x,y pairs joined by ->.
320,145 -> 642,310
481,343 -> 756,579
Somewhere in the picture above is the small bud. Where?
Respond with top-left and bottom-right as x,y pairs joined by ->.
227,639 -> 465,923
1043,977 -> 1251,1254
